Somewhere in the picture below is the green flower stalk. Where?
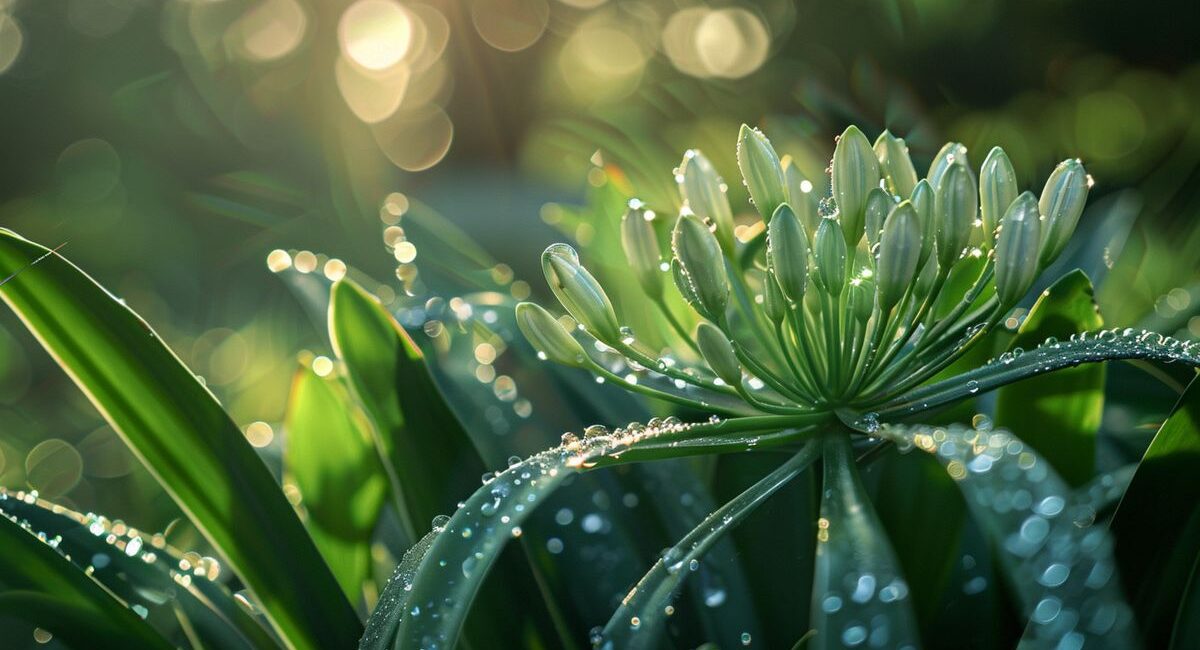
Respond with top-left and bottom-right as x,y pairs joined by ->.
522,124 -> 1093,416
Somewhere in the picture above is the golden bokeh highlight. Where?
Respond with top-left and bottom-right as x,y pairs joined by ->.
323,258 -> 348,281
335,50 -> 412,124
229,0 -> 307,62
373,105 -> 454,171
560,18 -> 647,101
663,6 -> 770,79
245,421 -> 275,448
312,355 -> 334,377
339,0 -> 414,71
266,249 -> 292,272
471,0 -> 550,53
0,12 -> 22,75
293,250 -> 318,273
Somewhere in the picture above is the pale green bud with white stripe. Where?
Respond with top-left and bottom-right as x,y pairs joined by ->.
516,302 -> 588,368
909,178 -> 936,269
927,141 -> 971,190
813,218 -> 847,296
672,212 -> 729,320
934,162 -> 978,269
737,124 -> 787,222
620,200 -> 663,300
766,204 -> 809,302
979,146 -> 1018,248
1038,158 -> 1090,268
763,270 -> 787,325
831,125 -> 880,247
876,201 -> 922,311
695,321 -> 742,387
783,157 -> 821,239
541,243 -> 621,343
994,192 -> 1043,307
679,149 -> 735,253
864,187 -> 892,249
873,130 -> 918,199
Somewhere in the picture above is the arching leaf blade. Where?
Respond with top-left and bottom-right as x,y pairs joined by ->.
0,511 -> 171,649
599,441 -> 820,649
995,270 -> 1105,486
0,229 -> 361,650
1110,377 -> 1200,647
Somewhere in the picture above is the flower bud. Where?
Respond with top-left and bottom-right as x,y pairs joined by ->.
864,187 -> 892,248
737,124 -> 787,222
848,278 -> 875,324
763,270 -> 787,325
679,150 -> 735,252
873,130 -> 918,198
671,257 -> 704,316
813,218 -> 847,296
934,162 -> 978,269
994,192 -> 1042,307
542,243 -> 621,342
927,142 -> 971,190
831,125 -> 880,247
912,253 -> 939,301
876,200 -> 922,311
1038,158 -> 1089,268
979,147 -> 1017,248
695,322 -> 742,386
910,179 -> 936,269
516,302 -> 588,368
766,204 -> 809,302
784,158 -> 821,239
672,213 -> 729,319
621,201 -> 663,299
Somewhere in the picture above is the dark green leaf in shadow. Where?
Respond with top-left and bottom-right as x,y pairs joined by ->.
598,441 -> 820,649
1110,377 -> 1200,647
810,435 -> 920,650
0,229 -> 361,650
995,270 -> 1105,486
0,506 -> 171,649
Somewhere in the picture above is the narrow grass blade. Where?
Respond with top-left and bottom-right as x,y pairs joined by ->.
0,229 -> 360,649
362,418 -> 819,649
598,441 -> 820,649
881,423 -> 1138,647
0,507 -> 172,649
811,435 -> 920,650
1110,377 -> 1200,647
995,270 -> 1105,486
284,363 -> 388,601
876,329 -> 1199,418
0,490 -> 277,650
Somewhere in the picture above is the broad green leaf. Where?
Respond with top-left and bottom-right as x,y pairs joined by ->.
0,229 -> 361,650
0,490 -> 277,650
995,270 -> 1105,486
284,363 -> 388,601
1174,557 -> 1200,649
881,423 -> 1138,647
1110,377 -> 1200,648
876,329 -> 1200,419
810,435 -> 919,650
0,508 -> 171,649
598,441 -> 820,649
361,417 -> 820,649
0,591 -> 163,650
328,279 -> 482,541
864,447 -> 965,632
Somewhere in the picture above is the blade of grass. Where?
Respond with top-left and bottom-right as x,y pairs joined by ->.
0,229 -> 360,650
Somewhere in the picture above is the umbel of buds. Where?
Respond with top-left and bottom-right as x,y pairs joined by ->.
519,124 -> 1091,413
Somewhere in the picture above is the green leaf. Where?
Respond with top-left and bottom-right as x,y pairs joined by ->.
994,270 -> 1105,486
362,417 -> 820,649
810,435 -> 919,650
0,591 -> 164,650
876,329 -> 1200,419
0,229 -> 361,650
598,442 -> 820,649
0,509 -> 171,649
1110,377 -> 1200,648
328,278 -> 486,543
0,491 -> 277,650
881,423 -> 1138,647
284,362 -> 388,601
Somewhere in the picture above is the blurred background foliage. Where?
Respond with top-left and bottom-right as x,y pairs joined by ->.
0,0 -> 1198,629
